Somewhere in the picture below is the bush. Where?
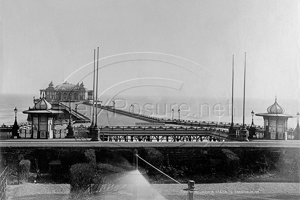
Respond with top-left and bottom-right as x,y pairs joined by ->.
221,149 -> 240,176
19,159 -> 31,181
70,163 -> 95,192
144,148 -> 164,174
84,149 -> 96,164
69,162 -> 129,196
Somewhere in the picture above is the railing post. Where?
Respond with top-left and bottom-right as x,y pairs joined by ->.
187,180 -> 195,200
133,149 -> 138,170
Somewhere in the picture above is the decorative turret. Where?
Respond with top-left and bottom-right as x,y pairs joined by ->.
49,81 -> 54,87
267,97 -> 284,114
33,97 -> 52,110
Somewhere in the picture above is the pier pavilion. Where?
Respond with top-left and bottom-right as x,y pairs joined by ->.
40,81 -> 93,102
256,98 -> 294,140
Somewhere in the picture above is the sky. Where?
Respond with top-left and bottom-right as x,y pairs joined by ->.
1,0 -> 299,107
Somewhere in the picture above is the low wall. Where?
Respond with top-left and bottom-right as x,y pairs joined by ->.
1,146 -> 299,183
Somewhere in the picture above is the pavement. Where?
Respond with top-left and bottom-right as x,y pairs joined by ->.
5,182 -> 300,200
1,139 -> 300,148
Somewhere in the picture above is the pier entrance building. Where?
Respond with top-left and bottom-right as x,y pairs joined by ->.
256,98 -> 294,140
23,96 -> 63,139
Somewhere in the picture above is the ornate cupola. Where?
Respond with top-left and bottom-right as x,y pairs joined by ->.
267,97 -> 284,114
33,97 -> 52,110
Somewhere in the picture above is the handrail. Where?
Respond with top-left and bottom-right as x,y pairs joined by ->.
0,166 -> 9,200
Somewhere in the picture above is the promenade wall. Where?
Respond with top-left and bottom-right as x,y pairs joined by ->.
1,146 -> 299,183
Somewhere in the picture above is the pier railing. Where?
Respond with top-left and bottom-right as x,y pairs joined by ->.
0,127 -> 12,139
0,166 -> 9,200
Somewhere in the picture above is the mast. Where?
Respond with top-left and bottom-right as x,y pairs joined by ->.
231,55 -> 234,127
92,49 -> 96,126
242,52 -> 246,128
95,47 -> 99,126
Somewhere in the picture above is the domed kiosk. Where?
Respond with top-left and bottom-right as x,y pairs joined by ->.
256,97 -> 294,140
23,96 -> 63,139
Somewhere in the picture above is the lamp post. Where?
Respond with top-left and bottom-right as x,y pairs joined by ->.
249,110 -> 255,139
130,104 -> 134,113
66,103 -> 74,138
65,90 -> 75,138
14,107 -> 17,120
112,100 -> 115,115
178,109 -> 181,121
294,112 -> 300,140
11,107 -> 20,138
112,101 -> 115,109
251,110 -> 254,126
171,109 -> 174,121
75,104 -> 79,120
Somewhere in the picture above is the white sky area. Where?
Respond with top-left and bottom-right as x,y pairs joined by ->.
1,0 -> 300,106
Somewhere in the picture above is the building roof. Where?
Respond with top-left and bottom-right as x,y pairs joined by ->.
34,97 -> 52,110
54,81 -> 85,91
255,113 -> 294,118
22,97 -> 63,114
256,97 -> 294,118
23,110 -> 63,114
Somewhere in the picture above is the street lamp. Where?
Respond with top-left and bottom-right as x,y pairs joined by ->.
11,107 -> 20,138
75,104 -> 79,120
112,101 -> 115,109
65,94 -> 75,138
112,101 -> 115,115
251,110 -> 254,126
171,109 -> 174,121
178,109 -> 181,121
130,104 -> 134,113
249,110 -> 256,139
14,107 -> 18,120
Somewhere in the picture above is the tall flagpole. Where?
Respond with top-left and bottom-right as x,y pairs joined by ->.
243,52 -> 246,128
231,55 -> 234,127
92,49 -> 96,126
95,47 -> 99,127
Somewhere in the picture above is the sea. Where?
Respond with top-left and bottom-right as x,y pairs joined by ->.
0,93 -> 299,129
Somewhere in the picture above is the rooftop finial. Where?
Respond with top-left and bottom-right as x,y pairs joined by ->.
275,95 -> 277,102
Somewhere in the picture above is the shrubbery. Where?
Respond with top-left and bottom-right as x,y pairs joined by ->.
19,159 -> 31,181
84,149 -> 96,164
70,163 -> 95,192
220,149 -> 240,176
143,148 -> 164,175
69,162 -> 128,198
